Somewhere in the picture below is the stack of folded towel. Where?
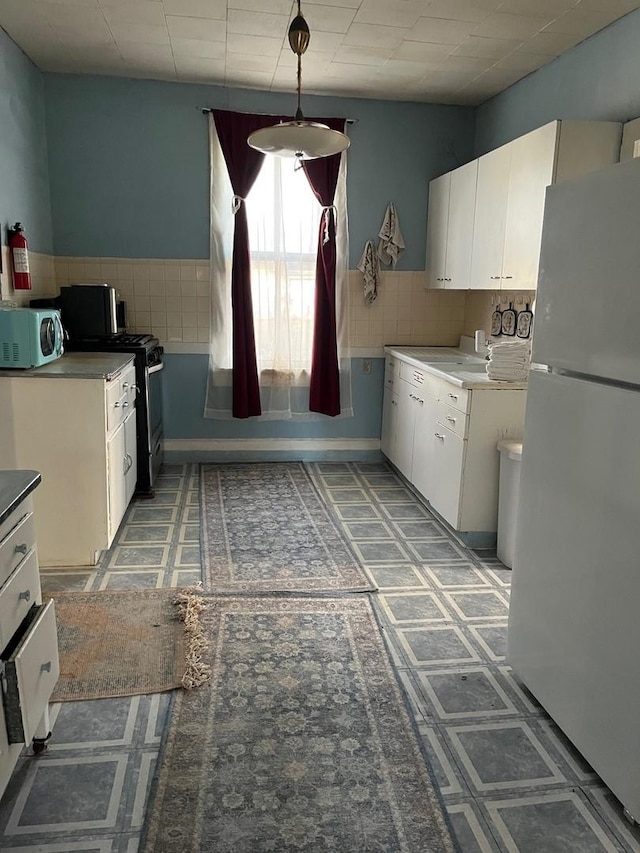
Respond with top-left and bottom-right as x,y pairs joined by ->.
486,340 -> 531,381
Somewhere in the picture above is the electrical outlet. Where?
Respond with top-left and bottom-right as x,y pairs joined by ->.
362,359 -> 372,374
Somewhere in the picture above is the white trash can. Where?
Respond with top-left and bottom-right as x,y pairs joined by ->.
496,440 -> 523,569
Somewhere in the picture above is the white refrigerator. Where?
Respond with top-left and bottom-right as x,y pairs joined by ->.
508,156 -> 640,822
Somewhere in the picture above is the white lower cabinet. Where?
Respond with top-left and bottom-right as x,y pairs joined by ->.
381,353 -> 526,541
107,410 -> 137,544
1,358 -> 137,566
409,390 -> 437,501
394,378 -> 418,480
0,486 -> 59,800
430,426 -> 465,528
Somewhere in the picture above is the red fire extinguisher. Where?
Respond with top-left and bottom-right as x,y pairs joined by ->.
8,223 -> 32,291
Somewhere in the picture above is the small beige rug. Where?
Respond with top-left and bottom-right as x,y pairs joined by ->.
51,588 -> 203,702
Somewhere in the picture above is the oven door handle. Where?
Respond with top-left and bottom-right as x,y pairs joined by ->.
147,362 -> 164,374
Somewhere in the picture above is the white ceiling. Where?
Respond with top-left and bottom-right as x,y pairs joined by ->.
0,0 -> 637,105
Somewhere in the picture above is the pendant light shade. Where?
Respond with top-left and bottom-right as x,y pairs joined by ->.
248,121 -> 350,160
247,0 -> 350,160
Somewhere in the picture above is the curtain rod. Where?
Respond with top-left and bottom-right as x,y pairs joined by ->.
196,106 -> 357,124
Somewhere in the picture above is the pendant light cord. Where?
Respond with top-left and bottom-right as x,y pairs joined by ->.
295,52 -> 303,122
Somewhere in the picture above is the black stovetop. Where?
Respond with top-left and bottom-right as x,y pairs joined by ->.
66,333 -> 159,352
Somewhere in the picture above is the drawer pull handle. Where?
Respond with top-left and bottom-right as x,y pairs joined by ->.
114,401 -> 121,408
435,433 -> 445,440
123,401 -> 130,408
446,416 -> 456,423
19,590 -> 31,602
14,543 -> 28,555
40,661 -> 52,674
123,382 -> 129,389
448,393 -> 458,400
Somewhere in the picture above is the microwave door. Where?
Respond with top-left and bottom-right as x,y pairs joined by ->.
106,288 -> 117,334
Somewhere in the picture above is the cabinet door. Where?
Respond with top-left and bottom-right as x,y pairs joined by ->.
394,379 -> 417,480
380,375 -> 397,461
426,172 -> 450,289
411,392 -> 438,501
107,420 -> 127,543
446,160 -> 478,289
502,121 -> 557,290
470,144 -> 511,290
430,426 -> 465,528
124,410 -> 137,505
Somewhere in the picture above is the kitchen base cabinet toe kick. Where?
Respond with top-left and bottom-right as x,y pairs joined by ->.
381,348 -> 526,549
0,471 -> 60,801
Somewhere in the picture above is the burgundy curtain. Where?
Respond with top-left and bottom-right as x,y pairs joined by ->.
302,118 -> 346,417
213,109 -> 285,419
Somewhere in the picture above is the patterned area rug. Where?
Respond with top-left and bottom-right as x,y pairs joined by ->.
51,589 -> 188,701
200,463 -> 374,594
140,595 -> 456,853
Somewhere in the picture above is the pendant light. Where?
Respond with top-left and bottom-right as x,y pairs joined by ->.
247,0 -> 350,160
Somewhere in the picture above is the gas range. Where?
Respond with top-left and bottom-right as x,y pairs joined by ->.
65,332 -> 164,496
65,333 -> 162,365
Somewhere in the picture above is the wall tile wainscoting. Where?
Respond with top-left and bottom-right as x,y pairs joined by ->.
0,463 -> 637,852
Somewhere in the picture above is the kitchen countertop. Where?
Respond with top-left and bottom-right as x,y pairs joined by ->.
0,352 -> 134,381
0,470 -> 41,527
385,346 -> 529,390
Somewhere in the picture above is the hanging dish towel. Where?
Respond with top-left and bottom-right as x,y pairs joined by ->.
377,202 -> 405,267
357,240 -> 380,304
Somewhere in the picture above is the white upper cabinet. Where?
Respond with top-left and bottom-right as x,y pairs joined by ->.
425,172 -> 450,288
428,119 -> 621,291
426,160 -> 477,289
501,121 -> 557,290
469,144 -> 511,290
447,160 -> 478,288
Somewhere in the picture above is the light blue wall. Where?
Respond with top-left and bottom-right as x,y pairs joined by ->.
42,74 -> 476,449
475,9 -> 640,154
0,29 -> 52,255
43,74 -> 476,270
163,354 -> 384,443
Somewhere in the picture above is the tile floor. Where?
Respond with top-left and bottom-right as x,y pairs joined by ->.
0,461 -> 638,852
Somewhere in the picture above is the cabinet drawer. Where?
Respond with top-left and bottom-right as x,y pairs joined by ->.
0,550 -> 41,649
107,391 -> 132,433
384,370 -> 394,394
0,496 -> 33,549
398,361 -> 438,392
384,355 -> 398,375
106,363 -> 136,433
0,512 -> 36,589
431,377 -> 469,413
2,600 -> 59,746
436,400 -> 468,439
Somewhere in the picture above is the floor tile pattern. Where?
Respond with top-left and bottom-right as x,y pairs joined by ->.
0,461 -> 638,852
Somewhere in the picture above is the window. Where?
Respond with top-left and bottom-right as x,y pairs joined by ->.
204,111 -> 352,420
246,156 -> 320,379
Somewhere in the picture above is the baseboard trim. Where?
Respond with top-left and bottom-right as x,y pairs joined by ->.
164,438 -> 382,462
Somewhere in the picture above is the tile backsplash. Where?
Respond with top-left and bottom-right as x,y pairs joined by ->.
463,289 -> 536,340
1,254 -> 470,352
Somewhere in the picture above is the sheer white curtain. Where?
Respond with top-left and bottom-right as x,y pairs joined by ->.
204,114 -> 352,420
